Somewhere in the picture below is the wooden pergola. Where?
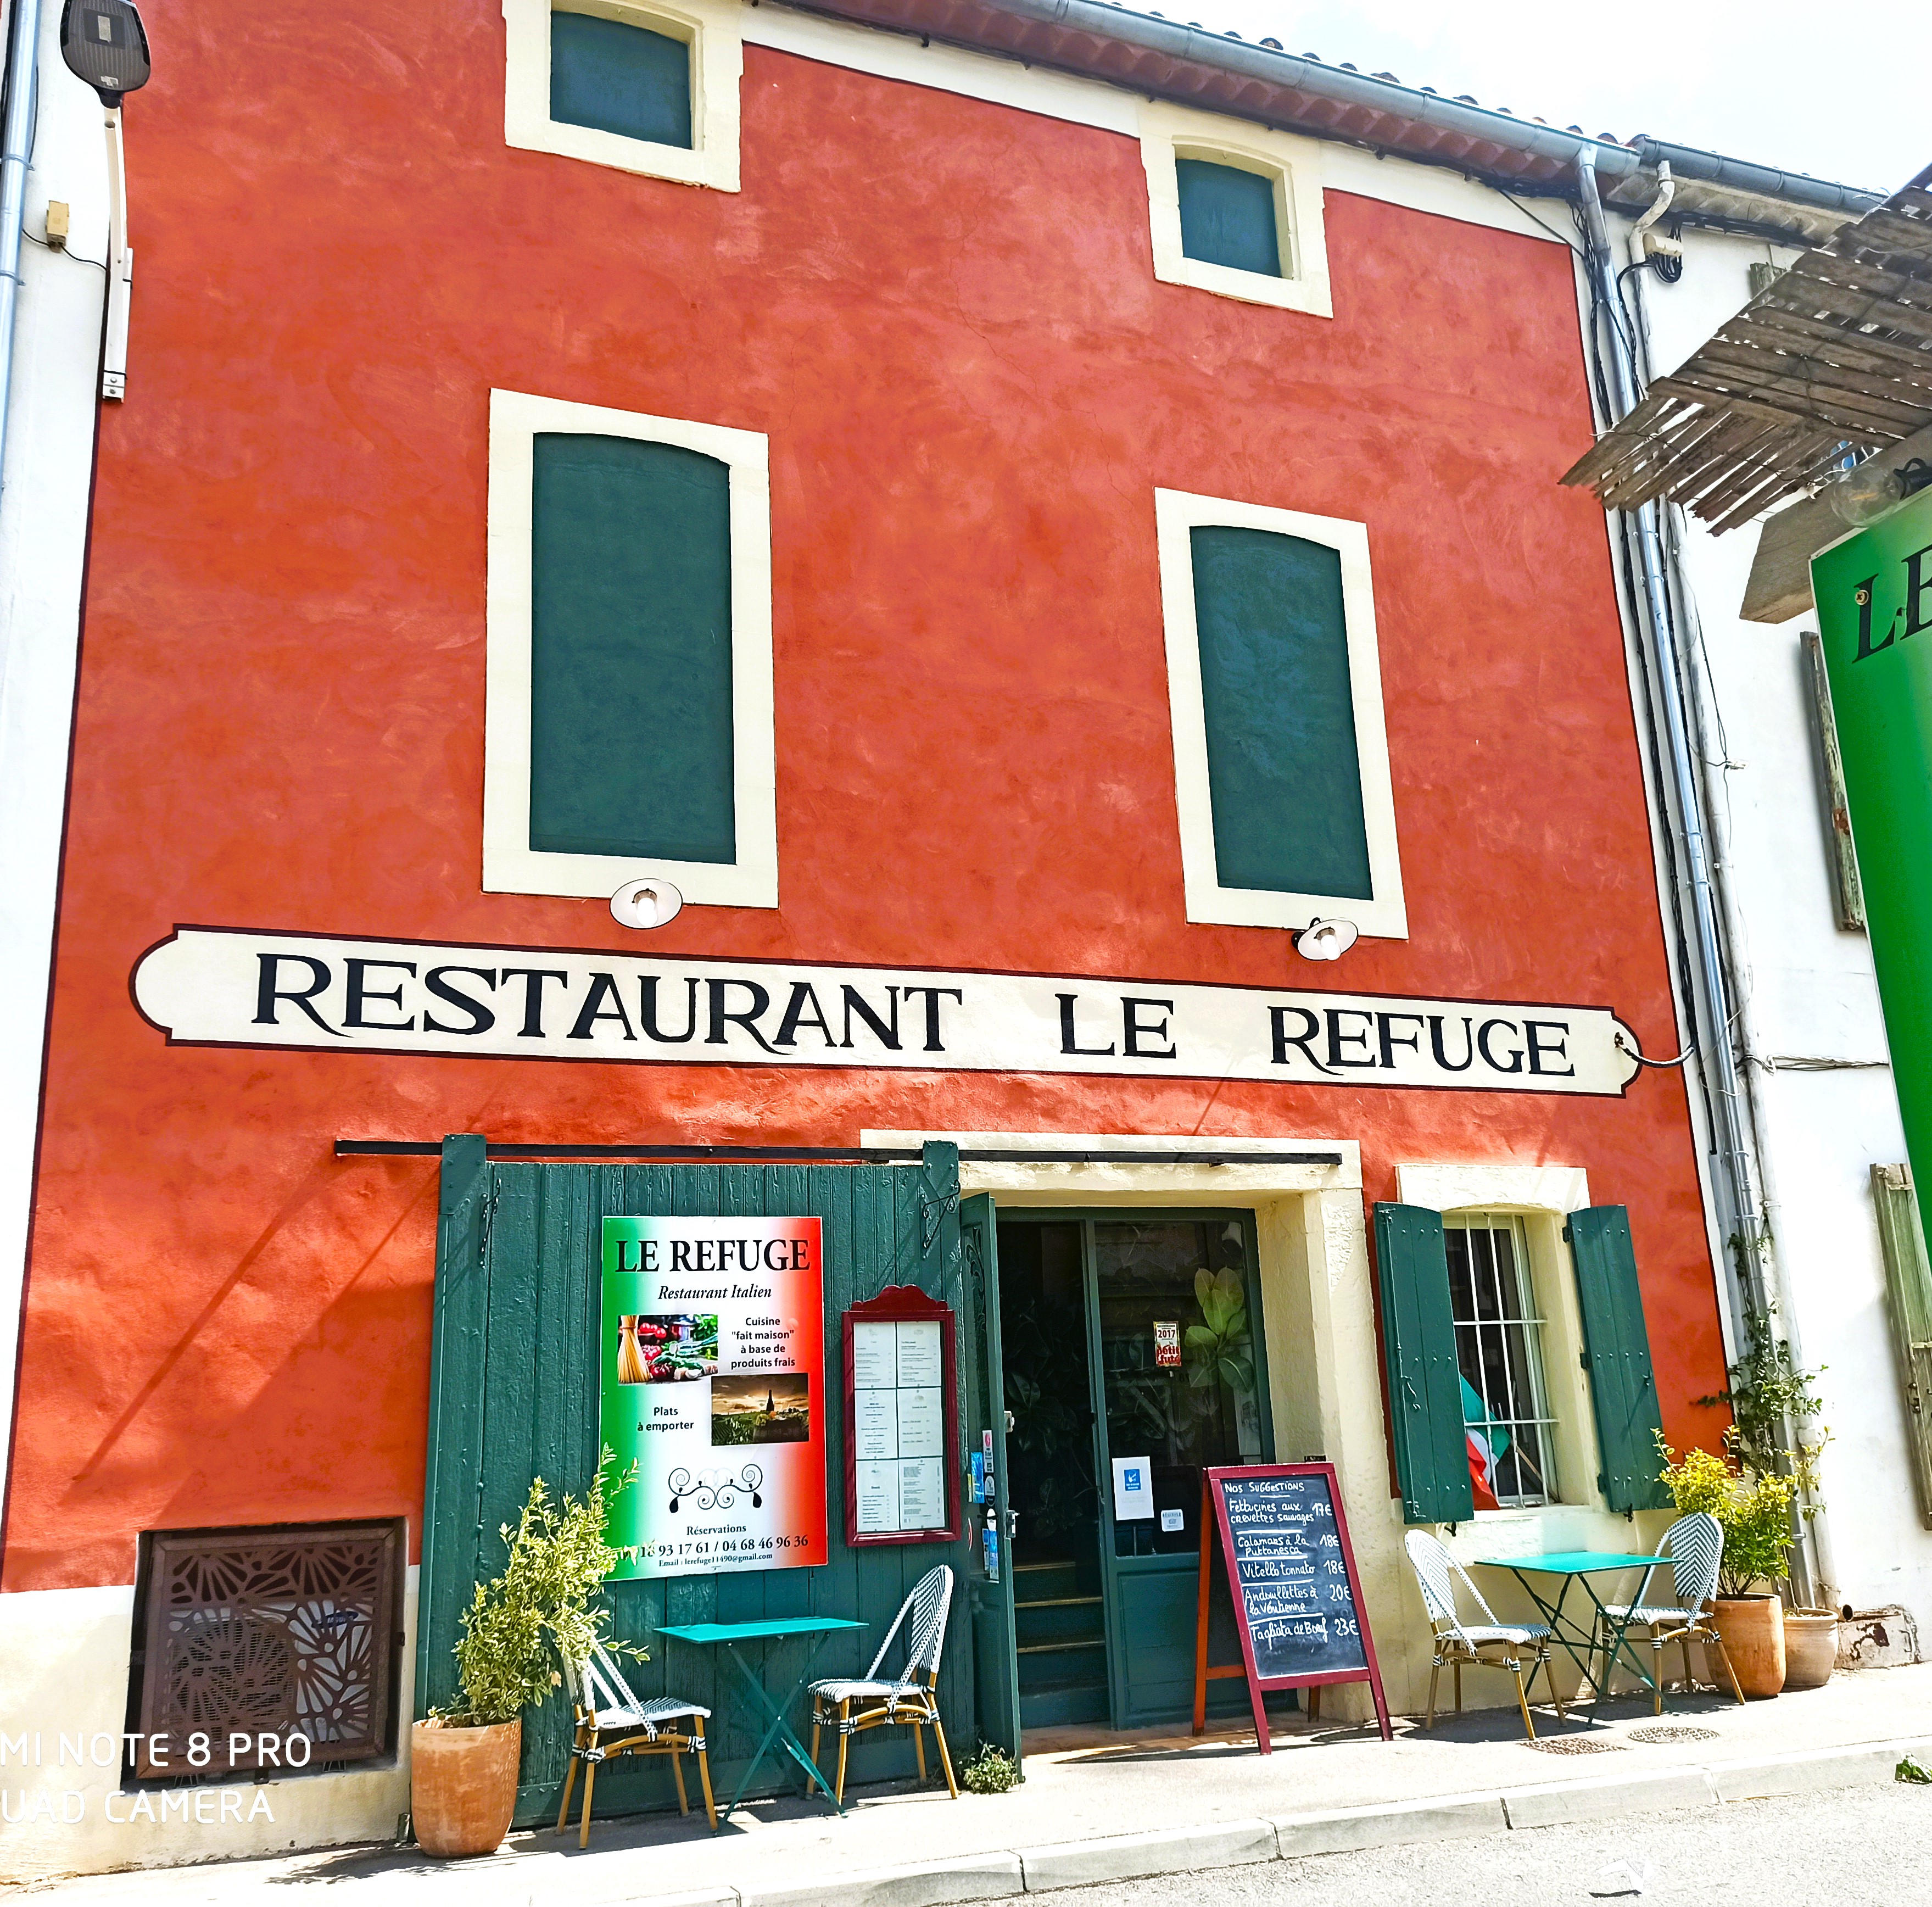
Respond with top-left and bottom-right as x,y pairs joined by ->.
1562,164 -> 1932,534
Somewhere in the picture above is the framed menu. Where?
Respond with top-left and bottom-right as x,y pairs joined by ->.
842,1285 -> 961,1546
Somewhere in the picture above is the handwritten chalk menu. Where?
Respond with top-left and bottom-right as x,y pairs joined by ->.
842,1285 -> 961,1545
1201,1464 -> 1391,1745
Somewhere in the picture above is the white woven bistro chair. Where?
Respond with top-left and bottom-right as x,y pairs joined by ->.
809,1564 -> 959,1803
1404,1530 -> 1567,1740
555,1640 -> 716,1844
1594,1511 -> 1745,1711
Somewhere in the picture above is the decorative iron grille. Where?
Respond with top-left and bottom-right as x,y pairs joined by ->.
130,1519 -> 404,1780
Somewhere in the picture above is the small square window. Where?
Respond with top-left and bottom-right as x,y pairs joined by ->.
550,11 -> 692,150
1176,158 -> 1280,278
505,0 -> 741,192
1141,105 -> 1330,317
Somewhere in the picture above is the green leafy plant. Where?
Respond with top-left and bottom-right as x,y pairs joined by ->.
435,1451 -> 640,1728
1656,1434 -> 1797,1599
959,1743 -> 1019,1794
1185,1268 -> 1254,1396
1897,1754 -> 1932,1785
1696,1314 -> 1831,1516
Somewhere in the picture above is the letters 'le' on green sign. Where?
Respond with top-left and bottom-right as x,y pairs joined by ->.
1812,489 -> 1932,1261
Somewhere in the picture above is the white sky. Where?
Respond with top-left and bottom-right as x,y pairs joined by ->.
1172,0 -> 1927,197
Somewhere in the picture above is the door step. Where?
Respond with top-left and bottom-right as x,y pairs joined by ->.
1014,1593 -> 1104,1647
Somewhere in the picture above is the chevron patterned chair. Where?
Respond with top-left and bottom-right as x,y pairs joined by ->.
1594,1511 -> 1745,1711
1404,1530 -> 1567,1740
809,1563 -> 959,1803
555,1640 -> 716,1845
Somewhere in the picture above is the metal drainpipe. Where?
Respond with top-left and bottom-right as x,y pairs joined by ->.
0,0 -> 41,497
1574,149 -> 1768,1333
1617,219 -> 1838,1605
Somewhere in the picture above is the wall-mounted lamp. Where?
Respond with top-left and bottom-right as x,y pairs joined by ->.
610,877 -> 683,929
1828,456 -> 1932,529
59,0 -> 150,402
1292,918 -> 1359,962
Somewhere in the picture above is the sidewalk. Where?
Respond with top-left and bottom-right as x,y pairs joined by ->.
13,1666 -> 1932,1905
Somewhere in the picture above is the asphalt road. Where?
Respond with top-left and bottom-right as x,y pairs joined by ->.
1027,1784 -> 1931,1907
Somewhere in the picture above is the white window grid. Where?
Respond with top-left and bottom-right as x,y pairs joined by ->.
1445,1212 -> 1558,1508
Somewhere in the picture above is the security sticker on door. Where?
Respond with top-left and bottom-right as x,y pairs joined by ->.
1113,1455 -> 1154,1520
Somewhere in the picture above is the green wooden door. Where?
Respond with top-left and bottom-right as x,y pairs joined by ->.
419,1139 -> 975,1826
960,1194 -> 1022,1768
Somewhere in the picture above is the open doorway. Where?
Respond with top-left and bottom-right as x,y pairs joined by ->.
996,1211 -> 1270,1733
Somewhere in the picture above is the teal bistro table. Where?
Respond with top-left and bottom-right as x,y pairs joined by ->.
1473,1552 -> 1668,1710
657,1616 -> 867,1827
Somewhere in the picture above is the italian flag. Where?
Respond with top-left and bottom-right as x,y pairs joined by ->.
1461,1376 -> 1507,1511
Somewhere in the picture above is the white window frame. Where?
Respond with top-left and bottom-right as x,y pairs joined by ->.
1155,486 -> 1405,939
1139,103 -> 1331,317
1395,1164 -> 1606,1519
504,0 -> 742,192
483,387 -> 777,909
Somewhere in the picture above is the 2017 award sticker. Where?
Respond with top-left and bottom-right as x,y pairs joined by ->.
600,1216 -> 828,1579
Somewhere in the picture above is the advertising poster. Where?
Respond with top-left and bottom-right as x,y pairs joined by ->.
600,1215 -> 827,1579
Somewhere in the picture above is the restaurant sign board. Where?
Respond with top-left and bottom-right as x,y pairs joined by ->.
133,926 -> 1644,1096
1813,489 -> 1932,1259
601,1215 -> 829,1580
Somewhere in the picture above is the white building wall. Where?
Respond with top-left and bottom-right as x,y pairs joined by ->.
0,3 -> 113,1517
1627,219 -> 1932,1622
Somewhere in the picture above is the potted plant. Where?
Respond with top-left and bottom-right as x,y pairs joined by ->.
1657,1438 -> 1795,1699
412,1456 -> 635,1859
1698,1320 -> 1836,1691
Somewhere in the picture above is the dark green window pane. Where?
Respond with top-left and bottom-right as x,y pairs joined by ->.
1191,525 -> 1371,900
550,10 -> 693,150
1175,159 -> 1281,277
529,434 -> 735,864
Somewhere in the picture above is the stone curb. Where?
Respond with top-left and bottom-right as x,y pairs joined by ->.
1272,1792 -> 1508,1856
739,1853 -> 1025,1907
1015,1820 -> 1277,1891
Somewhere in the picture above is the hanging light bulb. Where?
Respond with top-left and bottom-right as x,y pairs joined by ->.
1828,457 -> 1932,528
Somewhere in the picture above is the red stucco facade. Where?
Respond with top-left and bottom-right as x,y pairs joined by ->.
2,1 -> 1725,1592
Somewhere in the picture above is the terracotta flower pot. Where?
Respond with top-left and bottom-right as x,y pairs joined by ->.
1782,1609 -> 1839,1691
1711,1596 -> 1785,1698
410,1718 -> 522,1859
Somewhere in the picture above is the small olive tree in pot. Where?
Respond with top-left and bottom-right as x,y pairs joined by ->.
1657,1437 -> 1795,1699
412,1456 -> 636,1858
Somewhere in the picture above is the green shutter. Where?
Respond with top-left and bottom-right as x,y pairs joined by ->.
550,11 -> 693,149
1566,1206 -> 1672,1512
1373,1203 -> 1473,1524
529,433 -> 735,863
1175,159 -> 1281,278
1192,527 -> 1372,901
1872,1164 -> 1932,1529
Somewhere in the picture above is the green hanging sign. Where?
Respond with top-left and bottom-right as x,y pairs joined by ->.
1812,488 -> 1932,1255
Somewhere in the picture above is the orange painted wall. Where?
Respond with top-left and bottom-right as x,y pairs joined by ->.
2,1 -> 1726,1591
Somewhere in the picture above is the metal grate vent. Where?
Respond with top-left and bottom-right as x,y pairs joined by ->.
131,1520 -> 404,1780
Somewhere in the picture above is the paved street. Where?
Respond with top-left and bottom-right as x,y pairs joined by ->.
1031,1785 -> 1927,1907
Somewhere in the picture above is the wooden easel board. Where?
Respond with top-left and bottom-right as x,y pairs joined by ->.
1192,1463 -> 1392,1748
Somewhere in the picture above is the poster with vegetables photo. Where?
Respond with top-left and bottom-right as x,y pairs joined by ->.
600,1216 -> 828,1579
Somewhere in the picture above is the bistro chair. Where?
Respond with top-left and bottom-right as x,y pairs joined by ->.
555,1640 -> 716,1845
809,1564 -> 959,1803
1403,1530 -> 1567,1741
1594,1511 -> 1745,1712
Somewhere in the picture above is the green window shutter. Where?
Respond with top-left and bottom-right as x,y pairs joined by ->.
1374,1203 -> 1474,1524
1566,1206 -> 1672,1512
1872,1164 -> 1932,1529
1192,527 -> 1372,900
550,11 -> 693,149
1175,159 -> 1281,277
529,433 -> 735,863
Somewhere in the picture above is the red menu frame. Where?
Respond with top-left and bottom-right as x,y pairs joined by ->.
841,1285 -> 962,1547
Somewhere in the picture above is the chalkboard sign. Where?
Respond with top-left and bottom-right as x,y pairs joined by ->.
1197,1463 -> 1390,1747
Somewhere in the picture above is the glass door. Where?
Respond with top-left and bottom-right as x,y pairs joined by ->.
1089,1215 -> 1269,1727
